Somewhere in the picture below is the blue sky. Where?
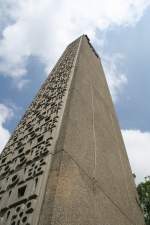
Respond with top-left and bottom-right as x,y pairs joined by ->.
98,9 -> 150,131
0,0 -> 150,184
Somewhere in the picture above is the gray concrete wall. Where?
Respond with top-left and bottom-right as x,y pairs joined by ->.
39,36 -> 145,225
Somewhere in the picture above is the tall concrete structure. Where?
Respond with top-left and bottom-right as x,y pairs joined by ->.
0,35 -> 144,225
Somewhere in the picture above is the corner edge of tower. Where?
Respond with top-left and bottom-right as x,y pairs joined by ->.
82,34 -> 100,60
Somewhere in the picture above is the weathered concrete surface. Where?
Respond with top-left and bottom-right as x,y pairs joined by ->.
38,36 -> 145,225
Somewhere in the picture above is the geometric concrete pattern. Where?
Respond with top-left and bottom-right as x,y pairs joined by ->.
0,35 -> 145,225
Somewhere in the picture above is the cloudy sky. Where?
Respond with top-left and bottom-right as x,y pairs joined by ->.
0,0 -> 150,184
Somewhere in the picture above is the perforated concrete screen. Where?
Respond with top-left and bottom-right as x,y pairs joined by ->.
0,35 -> 145,225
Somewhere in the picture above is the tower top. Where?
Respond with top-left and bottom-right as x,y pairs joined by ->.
69,34 -> 100,59
83,34 -> 99,58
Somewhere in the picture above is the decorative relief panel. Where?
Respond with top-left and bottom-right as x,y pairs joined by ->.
0,38 -> 80,225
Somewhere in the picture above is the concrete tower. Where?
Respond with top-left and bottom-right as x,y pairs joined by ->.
0,35 -> 145,225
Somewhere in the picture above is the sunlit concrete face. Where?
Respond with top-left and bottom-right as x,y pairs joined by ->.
40,35 -> 145,225
0,35 -> 145,225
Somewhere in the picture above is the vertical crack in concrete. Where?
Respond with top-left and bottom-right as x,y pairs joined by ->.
90,84 -> 97,179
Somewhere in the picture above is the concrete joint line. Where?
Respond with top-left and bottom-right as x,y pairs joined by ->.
63,149 -> 136,225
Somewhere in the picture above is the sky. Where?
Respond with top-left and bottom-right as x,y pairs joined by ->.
0,0 -> 150,184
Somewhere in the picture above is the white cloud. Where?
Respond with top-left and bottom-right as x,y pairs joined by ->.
16,78 -> 30,90
102,54 -> 127,101
0,104 -> 13,152
122,129 -> 150,184
0,0 -> 150,94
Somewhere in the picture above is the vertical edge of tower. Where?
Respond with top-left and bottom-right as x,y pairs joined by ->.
37,36 -> 84,225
